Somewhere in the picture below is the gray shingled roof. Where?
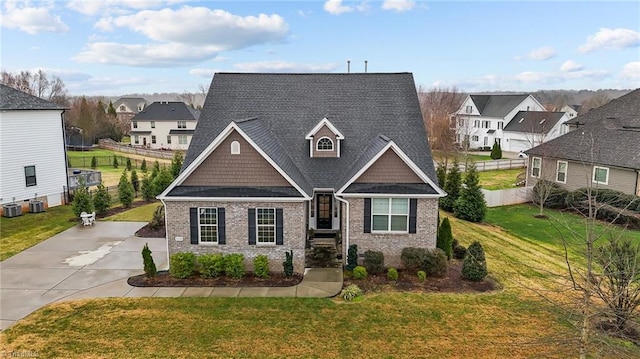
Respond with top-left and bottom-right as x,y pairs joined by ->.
183,73 -> 437,193
527,88 -> 640,170
470,94 -> 530,117
131,101 -> 200,121
113,97 -> 148,114
503,111 -> 566,134
0,84 -> 67,110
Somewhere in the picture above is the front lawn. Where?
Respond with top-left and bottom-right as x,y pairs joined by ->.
478,168 -> 524,190
103,202 -> 161,222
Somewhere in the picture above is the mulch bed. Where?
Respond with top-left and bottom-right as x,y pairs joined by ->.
128,271 -> 303,288
344,259 -> 500,294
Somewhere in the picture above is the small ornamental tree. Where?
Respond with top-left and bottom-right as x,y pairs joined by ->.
436,161 -> 447,189
152,167 -> 173,196
90,156 -> 97,169
440,158 -> 462,212
93,182 -> 111,215
462,241 -> 487,281
495,141 -> 502,159
346,244 -> 358,271
117,171 -> 134,207
454,163 -> 487,223
113,156 -> 119,168
142,243 -> 157,278
490,140 -> 502,160
437,217 -> 454,260
283,250 -> 294,277
140,173 -> 155,202
130,169 -> 139,195
140,159 -> 147,172
170,151 -> 184,179
126,157 -> 132,171
151,160 -> 161,179
72,179 -> 93,217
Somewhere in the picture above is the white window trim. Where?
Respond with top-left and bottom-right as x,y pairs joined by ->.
531,157 -> 541,178
151,121 -> 155,128
371,198 -> 409,233
256,207 -> 276,246
556,160 -> 568,184
592,166 -> 609,185
198,207 -> 218,245
177,120 -> 187,129
178,135 -> 188,145
231,140 -> 240,155
132,121 -> 138,129
316,136 -> 334,151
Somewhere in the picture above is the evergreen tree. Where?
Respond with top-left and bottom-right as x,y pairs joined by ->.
462,241 -> 487,281
113,156 -> 119,168
490,140 -> 500,160
140,158 -> 147,172
130,169 -> 139,195
496,141 -> 502,159
170,151 -> 184,179
151,160 -> 160,180
118,171 -> 134,207
152,167 -> 174,196
437,217 -> 454,260
126,157 -> 132,171
142,243 -> 157,278
72,178 -> 93,217
93,182 -> 112,215
440,158 -> 461,212
141,173 -> 155,201
453,163 -> 487,222
436,161 -> 447,189
91,156 -> 97,169
107,100 -> 117,118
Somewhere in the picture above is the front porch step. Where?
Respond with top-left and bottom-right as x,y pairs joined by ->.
305,237 -> 341,269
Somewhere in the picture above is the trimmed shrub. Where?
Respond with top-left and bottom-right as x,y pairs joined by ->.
142,243 -> 157,278
490,141 -> 501,160
224,254 -> 245,279
148,205 -> 165,230
91,156 -> 97,169
453,245 -> 468,260
422,248 -> 448,278
363,250 -> 384,275
345,244 -> 358,271
198,253 -> 225,278
353,265 -> 368,280
467,241 -> 486,262
341,284 -> 363,301
532,180 -> 568,209
437,217 -> 454,259
283,250 -> 294,277
93,182 -> 111,215
462,241 -> 487,281
387,267 -> 399,281
417,270 -> 426,282
253,255 -> 270,279
401,247 -> 428,270
170,252 -> 196,279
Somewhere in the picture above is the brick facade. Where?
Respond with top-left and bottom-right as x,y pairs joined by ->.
346,197 -> 438,268
164,200 -> 307,274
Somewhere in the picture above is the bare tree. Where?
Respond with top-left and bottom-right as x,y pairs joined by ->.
177,91 -> 196,109
582,91 -> 611,113
418,86 -> 464,164
1,69 -> 68,106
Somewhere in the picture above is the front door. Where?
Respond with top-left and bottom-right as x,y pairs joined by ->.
316,194 -> 332,229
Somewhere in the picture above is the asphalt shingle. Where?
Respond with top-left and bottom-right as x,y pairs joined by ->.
0,84 -> 67,110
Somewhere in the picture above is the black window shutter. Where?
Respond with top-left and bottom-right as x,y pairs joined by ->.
248,208 -> 256,245
364,198 -> 371,233
190,208 -> 199,244
275,208 -> 284,245
218,208 -> 226,244
409,199 -> 417,233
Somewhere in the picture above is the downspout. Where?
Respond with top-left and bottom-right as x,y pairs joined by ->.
160,198 -> 170,271
334,194 -> 349,265
60,110 -> 70,203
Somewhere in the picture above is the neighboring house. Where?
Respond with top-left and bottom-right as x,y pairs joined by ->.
129,101 -> 200,150
158,73 -> 446,274
0,84 -> 68,212
113,97 -> 148,131
502,111 -> 570,152
526,88 -> 640,196
453,94 -> 555,152
560,104 -> 581,119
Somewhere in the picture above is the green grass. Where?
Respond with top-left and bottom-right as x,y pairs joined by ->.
0,205 -> 77,261
104,202 -> 161,222
66,149 -> 120,158
433,151 -> 492,163
479,168 -> 525,190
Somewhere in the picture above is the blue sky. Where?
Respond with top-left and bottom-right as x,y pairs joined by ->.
1,1 -> 638,96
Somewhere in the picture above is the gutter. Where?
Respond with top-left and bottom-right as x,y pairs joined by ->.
60,110 -> 71,201
160,198 -> 170,270
334,194 -> 349,265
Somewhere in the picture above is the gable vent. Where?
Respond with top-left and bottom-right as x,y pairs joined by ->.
539,119 -> 546,125
518,118 -> 525,123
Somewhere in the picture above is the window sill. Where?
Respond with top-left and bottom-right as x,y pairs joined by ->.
256,243 -> 276,247
198,242 -> 219,246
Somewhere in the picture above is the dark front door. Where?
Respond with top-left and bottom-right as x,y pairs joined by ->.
316,194 -> 332,229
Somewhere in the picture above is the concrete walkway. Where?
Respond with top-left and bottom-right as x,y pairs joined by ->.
0,221 -> 343,331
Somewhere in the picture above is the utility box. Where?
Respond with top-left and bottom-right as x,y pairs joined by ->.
29,200 -> 45,213
3,203 -> 23,218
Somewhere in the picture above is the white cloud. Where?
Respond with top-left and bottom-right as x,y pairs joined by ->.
381,0 -> 416,12
73,42 -> 221,67
323,0 -> 368,15
620,61 -> 640,80
233,60 -> 340,73
1,0 -> 69,34
189,68 -> 219,78
66,0 -> 188,16
578,28 -> 640,53
514,46 -> 556,61
560,60 -> 583,72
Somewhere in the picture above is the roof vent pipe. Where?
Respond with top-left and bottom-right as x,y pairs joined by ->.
365,60 -> 368,73
347,60 -> 350,73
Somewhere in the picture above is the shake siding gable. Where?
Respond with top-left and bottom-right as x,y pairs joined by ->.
355,149 -> 423,184
181,130 -> 291,187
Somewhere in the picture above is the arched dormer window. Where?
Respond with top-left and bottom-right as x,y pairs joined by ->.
316,137 -> 334,151
231,140 -> 240,154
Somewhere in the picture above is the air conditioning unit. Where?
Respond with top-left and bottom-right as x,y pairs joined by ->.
3,203 -> 23,218
29,200 -> 45,213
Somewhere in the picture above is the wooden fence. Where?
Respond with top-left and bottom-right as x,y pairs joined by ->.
98,138 -> 176,160
439,158 -> 527,172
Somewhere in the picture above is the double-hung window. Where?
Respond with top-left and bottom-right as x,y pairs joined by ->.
372,198 -> 409,232
531,157 -> 542,178
474,120 -> 480,128
151,121 -> 155,128
151,135 -> 156,144
593,166 -> 609,185
198,208 -> 218,243
179,135 -> 188,145
24,166 -> 37,187
556,161 -> 567,183
167,136 -> 172,144
177,121 -> 186,129
132,121 -> 138,129
482,120 -> 490,129
256,208 -> 276,244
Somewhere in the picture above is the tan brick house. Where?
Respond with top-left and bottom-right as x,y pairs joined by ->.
158,73 -> 446,274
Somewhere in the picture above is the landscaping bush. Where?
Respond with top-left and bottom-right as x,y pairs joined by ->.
224,254 -> 245,279
532,180 -> 568,209
253,255 -> 270,279
462,240 -> 487,281
198,253 -> 225,278
148,205 -> 165,230
345,244 -> 358,271
72,180 -> 93,217
422,248 -> 448,278
170,252 -> 196,279
92,182 -> 111,215
353,265 -> 368,280
401,247 -> 428,270
490,140 -> 502,160
387,267 -> 399,281
417,270 -> 426,283
142,243 -> 157,278
283,250 -> 294,277
467,241 -> 486,261
453,245 -> 468,260
363,250 -> 384,275
341,284 -> 363,301
117,171 -> 134,208
437,217 -> 454,259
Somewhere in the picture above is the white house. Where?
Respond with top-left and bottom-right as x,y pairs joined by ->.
502,111 -> 570,152
0,84 -> 68,212
453,94 -> 548,151
129,101 -> 199,150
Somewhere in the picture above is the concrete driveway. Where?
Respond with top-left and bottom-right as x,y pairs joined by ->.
0,221 -> 167,330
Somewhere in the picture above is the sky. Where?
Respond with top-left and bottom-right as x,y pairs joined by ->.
1,0 -> 639,96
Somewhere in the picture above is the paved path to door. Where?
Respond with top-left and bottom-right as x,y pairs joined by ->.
0,222 -> 343,331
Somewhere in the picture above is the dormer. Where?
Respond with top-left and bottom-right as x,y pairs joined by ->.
305,118 -> 344,158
